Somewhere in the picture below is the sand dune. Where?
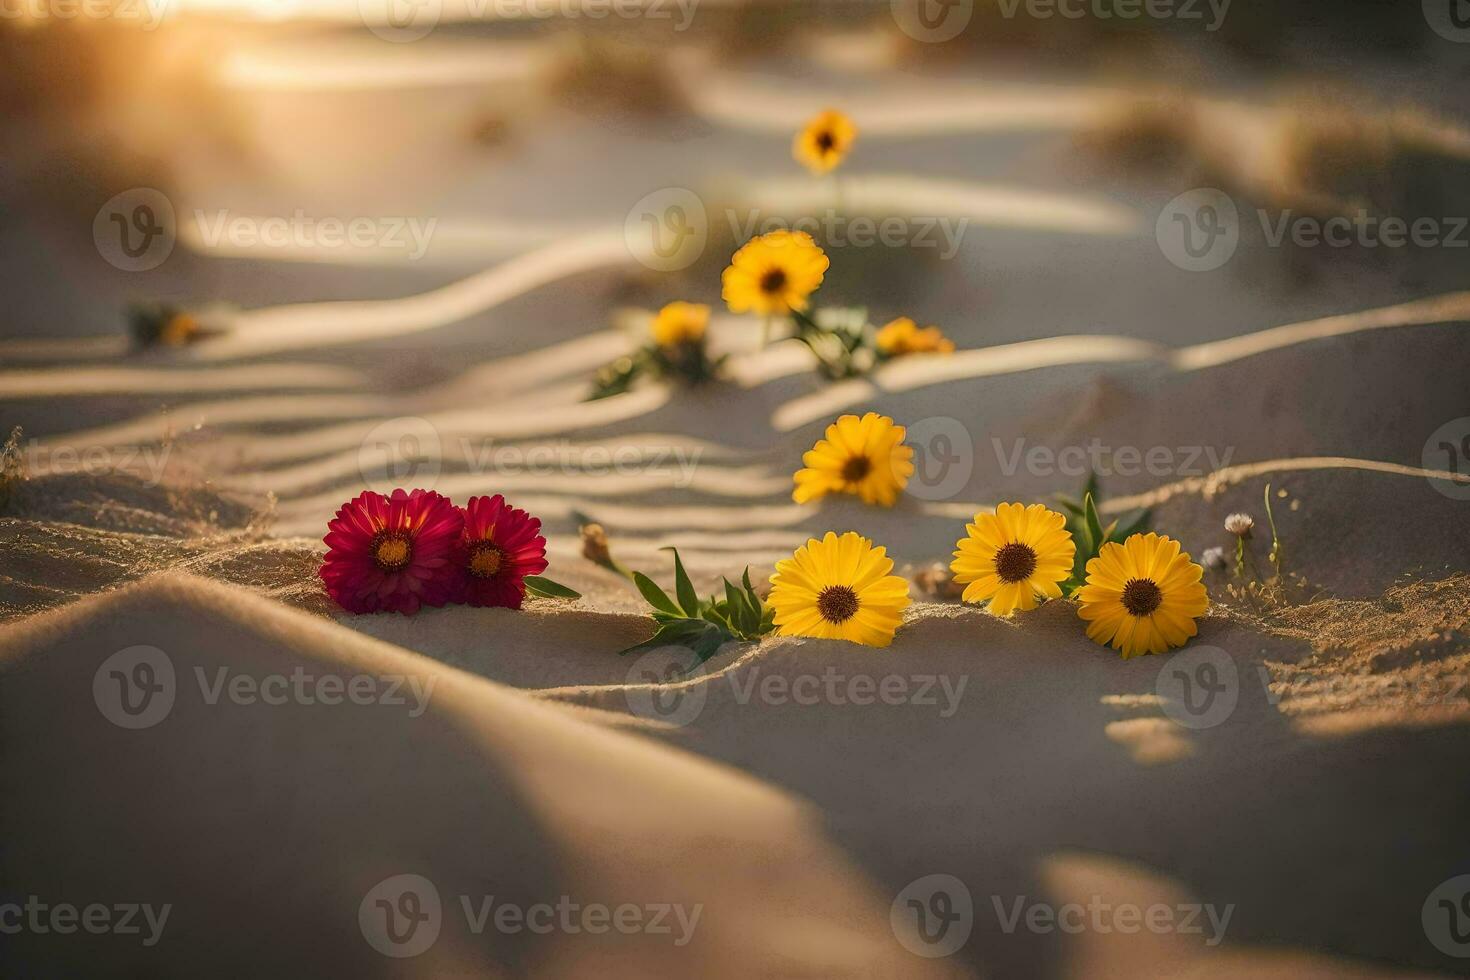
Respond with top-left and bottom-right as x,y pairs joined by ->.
191,230 -> 631,361
0,574 -> 947,978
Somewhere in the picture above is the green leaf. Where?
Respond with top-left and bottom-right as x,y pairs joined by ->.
663,547 -> 701,617
523,576 -> 581,600
633,572 -> 682,617
618,618 -> 710,657
1083,492 -> 1105,553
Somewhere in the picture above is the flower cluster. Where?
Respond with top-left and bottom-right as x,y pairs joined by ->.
590,302 -> 727,401
319,490 -> 576,616
766,413 -> 1210,657
590,108 -> 954,397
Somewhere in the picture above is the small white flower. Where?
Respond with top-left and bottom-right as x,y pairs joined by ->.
1201,546 -> 1227,570
1224,513 -> 1255,537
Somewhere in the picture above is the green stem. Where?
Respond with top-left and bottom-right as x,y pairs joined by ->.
1263,482 -> 1284,579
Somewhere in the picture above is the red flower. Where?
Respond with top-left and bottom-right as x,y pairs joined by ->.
452,494 -> 549,609
320,489 -> 463,615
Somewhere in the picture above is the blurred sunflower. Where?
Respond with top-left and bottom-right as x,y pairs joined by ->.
721,230 -> 829,317
793,109 -> 857,174
768,531 -> 911,646
875,317 -> 955,358
1077,533 -> 1209,658
793,412 -> 913,507
950,503 -> 1076,616
651,301 -> 709,348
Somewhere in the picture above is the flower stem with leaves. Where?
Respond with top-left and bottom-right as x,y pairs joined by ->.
620,548 -> 776,662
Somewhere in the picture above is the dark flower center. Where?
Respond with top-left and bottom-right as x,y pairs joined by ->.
759,268 -> 788,294
815,130 -> 835,152
372,531 -> 413,572
993,543 -> 1038,583
468,542 -> 504,579
841,455 -> 872,483
1121,577 -> 1164,616
816,585 -> 860,624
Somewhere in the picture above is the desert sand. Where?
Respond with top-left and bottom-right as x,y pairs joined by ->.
3,14 -> 1470,978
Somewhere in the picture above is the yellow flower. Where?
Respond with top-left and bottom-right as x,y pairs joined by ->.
793,109 -> 857,175
875,317 -> 955,357
793,412 -> 914,508
651,301 -> 709,347
950,503 -> 1076,616
769,531 -> 912,646
721,230 -> 830,317
160,313 -> 200,347
1077,532 -> 1209,658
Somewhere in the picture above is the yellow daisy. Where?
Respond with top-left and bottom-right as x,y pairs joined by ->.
793,109 -> 857,175
793,412 -> 914,508
875,317 -> 955,357
160,312 -> 200,347
769,531 -> 912,646
651,301 -> 709,347
1077,532 -> 1209,659
721,230 -> 830,317
950,503 -> 1076,616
